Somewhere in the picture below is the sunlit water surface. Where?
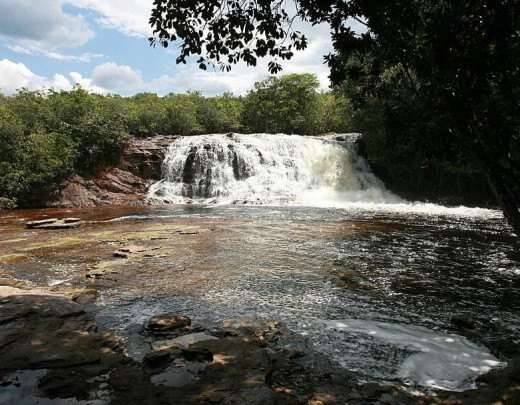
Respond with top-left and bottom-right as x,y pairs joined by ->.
84,203 -> 520,392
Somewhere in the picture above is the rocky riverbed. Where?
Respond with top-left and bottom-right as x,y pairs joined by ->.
1,206 -> 520,404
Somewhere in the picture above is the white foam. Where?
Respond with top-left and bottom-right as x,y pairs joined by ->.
146,133 -> 501,220
147,133 -> 400,205
324,319 -> 504,391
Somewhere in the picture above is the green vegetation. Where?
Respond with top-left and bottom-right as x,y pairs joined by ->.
343,61 -> 495,206
327,2 -> 519,212
0,74 -> 351,208
243,74 -> 350,134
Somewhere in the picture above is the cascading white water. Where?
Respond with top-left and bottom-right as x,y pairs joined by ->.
147,133 -> 402,206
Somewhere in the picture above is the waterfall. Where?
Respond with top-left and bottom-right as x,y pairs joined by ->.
147,133 -> 401,206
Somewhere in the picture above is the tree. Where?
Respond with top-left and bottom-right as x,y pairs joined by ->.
127,93 -> 167,136
196,93 -> 244,133
242,73 -> 322,134
150,0 -> 520,235
163,92 -> 204,135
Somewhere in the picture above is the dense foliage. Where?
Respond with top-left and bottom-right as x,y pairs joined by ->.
150,0 -> 520,233
0,74 -> 351,207
0,89 -> 126,207
243,74 -> 350,134
330,1 -> 520,229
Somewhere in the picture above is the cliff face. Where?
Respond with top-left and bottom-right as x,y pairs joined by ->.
49,136 -> 176,208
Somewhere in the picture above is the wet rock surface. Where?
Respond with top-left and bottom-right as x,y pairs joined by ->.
1,283 -> 520,404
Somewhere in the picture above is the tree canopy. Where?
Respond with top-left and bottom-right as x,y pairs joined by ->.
150,0 -> 520,235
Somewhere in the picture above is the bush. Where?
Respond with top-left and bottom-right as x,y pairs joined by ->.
0,131 -> 75,206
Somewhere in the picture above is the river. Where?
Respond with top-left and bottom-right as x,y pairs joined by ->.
1,134 -> 519,401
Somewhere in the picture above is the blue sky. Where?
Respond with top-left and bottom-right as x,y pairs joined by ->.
0,0 -> 334,96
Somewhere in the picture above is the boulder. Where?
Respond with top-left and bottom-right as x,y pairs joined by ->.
49,168 -> 151,208
119,136 -> 175,180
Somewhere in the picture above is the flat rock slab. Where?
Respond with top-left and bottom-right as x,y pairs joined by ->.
25,218 -> 58,228
152,333 -> 218,351
0,293 -> 122,371
63,217 -> 81,224
113,245 -> 149,258
0,286 -> 61,299
26,218 -> 81,229
119,245 -> 148,253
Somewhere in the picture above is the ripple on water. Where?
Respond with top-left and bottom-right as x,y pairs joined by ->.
82,205 -> 520,392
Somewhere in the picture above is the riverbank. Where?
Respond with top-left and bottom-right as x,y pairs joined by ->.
2,285 -> 519,404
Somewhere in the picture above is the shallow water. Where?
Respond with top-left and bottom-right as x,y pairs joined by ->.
1,203 -> 519,393
87,206 -> 520,390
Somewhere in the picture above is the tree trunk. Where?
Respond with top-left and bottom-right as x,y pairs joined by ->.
486,171 -> 520,236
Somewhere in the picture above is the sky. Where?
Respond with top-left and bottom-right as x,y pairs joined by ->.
0,0 -> 336,96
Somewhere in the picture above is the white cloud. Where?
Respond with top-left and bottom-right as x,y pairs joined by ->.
0,59 -> 72,94
0,59 -> 138,95
91,62 -> 144,92
279,23 -> 333,90
0,1 -> 338,88
66,0 -> 152,37
141,21 -> 333,95
0,0 -> 94,53
0,53 -> 332,97
68,72 -> 107,93
151,24 -> 333,95
6,44 -> 103,63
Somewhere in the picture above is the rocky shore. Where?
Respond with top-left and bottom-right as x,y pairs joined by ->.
1,281 -> 520,404
48,136 -> 176,208
0,285 -> 395,405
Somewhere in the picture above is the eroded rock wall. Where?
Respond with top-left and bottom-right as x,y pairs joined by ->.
49,136 -> 177,208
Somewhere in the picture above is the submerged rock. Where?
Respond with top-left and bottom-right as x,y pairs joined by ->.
25,218 -> 58,228
113,245 -> 149,258
152,332 -> 218,351
143,347 -> 183,368
147,314 -> 192,333
0,254 -> 29,265
25,218 -> 81,229
113,250 -> 130,258
451,314 -> 478,330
